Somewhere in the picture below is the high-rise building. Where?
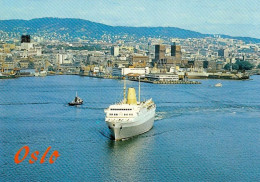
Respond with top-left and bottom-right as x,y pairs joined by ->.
21,35 -> 30,43
155,45 -> 166,61
21,35 -> 34,50
218,48 -> 229,58
171,42 -> 182,60
111,46 -> 119,56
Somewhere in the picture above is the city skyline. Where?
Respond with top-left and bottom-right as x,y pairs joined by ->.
0,0 -> 259,39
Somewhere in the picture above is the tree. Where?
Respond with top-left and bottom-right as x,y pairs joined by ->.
232,64 -> 239,70
224,63 -> 231,70
235,60 -> 254,70
48,66 -> 54,71
224,63 -> 239,70
258,64 -> 260,69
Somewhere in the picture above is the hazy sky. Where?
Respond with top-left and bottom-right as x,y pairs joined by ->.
0,0 -> 259,38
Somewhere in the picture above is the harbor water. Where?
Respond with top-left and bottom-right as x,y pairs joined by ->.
0,75 -> 259,181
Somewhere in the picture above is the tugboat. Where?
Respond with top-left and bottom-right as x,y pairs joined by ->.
68,92 -> 83,106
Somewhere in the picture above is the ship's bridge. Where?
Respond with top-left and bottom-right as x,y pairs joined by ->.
110,108 -> 133,111
105,104 -> 140,121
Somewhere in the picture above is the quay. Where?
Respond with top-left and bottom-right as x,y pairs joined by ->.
129,78 -> 201,84
152,80 -> 201,84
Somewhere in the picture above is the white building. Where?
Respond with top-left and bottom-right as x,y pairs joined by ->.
147,73 -> 179,81
21,42 -> 34,50
121,67 -> 150,76
57,54 -> 65,64
111,46 -> 119,56
93,67 -> 100,73
35,47 -> 42,56
56,54 -> 72,64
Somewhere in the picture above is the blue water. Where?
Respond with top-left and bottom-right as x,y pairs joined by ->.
0,75 -> 259,181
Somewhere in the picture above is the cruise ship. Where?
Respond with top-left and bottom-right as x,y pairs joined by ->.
104,79 -> 156,141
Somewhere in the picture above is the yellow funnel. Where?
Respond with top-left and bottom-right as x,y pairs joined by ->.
127,88 -> 137,105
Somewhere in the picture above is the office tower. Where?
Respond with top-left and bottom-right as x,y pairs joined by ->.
171,42 -> 182,60
155,45 -> 166,60
21,35 -> 30,43
111,46 -> 119,56
218,48 -> 229,58
21,35 -> 34,50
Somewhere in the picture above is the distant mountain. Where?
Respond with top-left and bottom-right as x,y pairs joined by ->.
0,17 -> 259,43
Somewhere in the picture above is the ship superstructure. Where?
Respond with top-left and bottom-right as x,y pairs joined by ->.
104,79 -> 156,140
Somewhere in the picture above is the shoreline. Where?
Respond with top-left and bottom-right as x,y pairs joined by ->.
0,73 -> 254,83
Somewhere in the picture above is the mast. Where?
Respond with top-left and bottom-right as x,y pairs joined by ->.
123,79 -> 126,103
76,91 -> 77,97
138,76 -> 140,103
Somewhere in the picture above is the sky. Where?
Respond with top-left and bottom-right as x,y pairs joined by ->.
0,0 -> 259,38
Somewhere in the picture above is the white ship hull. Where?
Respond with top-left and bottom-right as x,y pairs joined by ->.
106,108 -> 155,140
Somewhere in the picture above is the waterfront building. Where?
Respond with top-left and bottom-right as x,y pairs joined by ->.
19,60 -> 30,68
1,57 -> 15,73
131,56 -> 148,68
171,42 -> 182,60
93,67 -> 100,74
112,67 -> 122,77
146,73 -> 179,81
155,44 -> 166,61
154,43 -> 184,68
121,67 -> 149,76
207,61 -> 217,71
194,60 -> 204,69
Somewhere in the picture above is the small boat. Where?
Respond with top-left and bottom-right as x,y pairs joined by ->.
0,73 -> 17,79
68,92 -> 83,106
35,70 -> 47,77
215,83 -> 222,87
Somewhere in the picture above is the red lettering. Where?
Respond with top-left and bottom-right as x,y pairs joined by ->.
14,146 -> 59,164
49,151 -> 60,164
29,151 -> 39,164
40,146 -> 51,164
14,146 -> 30,164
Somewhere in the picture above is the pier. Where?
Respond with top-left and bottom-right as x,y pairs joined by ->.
128,78 -> 201,84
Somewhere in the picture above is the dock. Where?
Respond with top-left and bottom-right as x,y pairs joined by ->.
152,80 -> 201,84
129,79 -> 201,84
